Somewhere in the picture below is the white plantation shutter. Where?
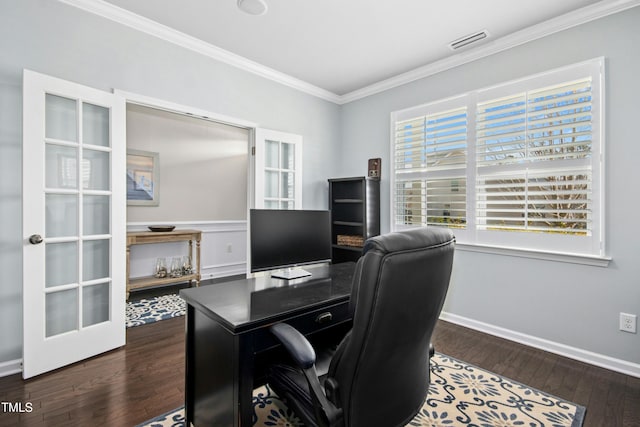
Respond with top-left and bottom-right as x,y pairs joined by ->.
394,178 -> 467,227
476,170 -> 591,233
476,77 -> 594,235
476,93 -> 527,166
393,104 -> 468,228
391,58 -> 604,257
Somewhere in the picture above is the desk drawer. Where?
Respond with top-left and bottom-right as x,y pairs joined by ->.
252,301 -> 350,353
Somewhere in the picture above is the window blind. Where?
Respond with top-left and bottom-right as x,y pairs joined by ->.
390,58 -> 603,256
394,107 -> 467,227
476,78 -> 593,235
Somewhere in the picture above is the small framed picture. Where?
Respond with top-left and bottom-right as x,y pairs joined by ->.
126,149 -> 159,206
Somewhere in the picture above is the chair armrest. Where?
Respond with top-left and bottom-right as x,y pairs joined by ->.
270,322 -> 316,369
270,323 -> 344,427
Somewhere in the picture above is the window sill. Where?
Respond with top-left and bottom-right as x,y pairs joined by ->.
455,243 -> 611,267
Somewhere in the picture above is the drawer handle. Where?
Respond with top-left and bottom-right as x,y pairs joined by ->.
316,312 -> 333,324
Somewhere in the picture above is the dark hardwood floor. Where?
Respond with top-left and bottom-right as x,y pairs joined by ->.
0,312 -> 184,427
1,294 -> 639,426
431,322 -> 640,427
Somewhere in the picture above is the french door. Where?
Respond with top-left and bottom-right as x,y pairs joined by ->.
253,128 -> 302,210
22,70 -> 126,378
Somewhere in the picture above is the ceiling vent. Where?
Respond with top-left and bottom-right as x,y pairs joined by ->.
449,30 -> 489,50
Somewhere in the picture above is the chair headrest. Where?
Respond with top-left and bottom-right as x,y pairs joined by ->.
362,227 -> 455,256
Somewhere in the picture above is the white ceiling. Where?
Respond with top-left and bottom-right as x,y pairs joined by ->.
70,0 -> 638,101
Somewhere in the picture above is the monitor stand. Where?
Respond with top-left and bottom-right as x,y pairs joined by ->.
271,268 -> 311,280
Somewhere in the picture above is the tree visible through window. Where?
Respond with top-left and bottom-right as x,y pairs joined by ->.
476,78 -> 593,235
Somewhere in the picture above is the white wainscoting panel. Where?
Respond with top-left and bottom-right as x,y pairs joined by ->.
127,221 -> 247,281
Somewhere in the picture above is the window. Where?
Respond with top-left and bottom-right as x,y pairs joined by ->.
391,58 -> 604,258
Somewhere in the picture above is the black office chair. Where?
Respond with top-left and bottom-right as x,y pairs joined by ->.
267,227 -> 455,427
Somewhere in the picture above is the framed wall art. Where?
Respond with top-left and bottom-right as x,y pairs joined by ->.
126,149 -> 159,206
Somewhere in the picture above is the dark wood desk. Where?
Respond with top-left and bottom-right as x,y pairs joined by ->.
180,262 -> 356,427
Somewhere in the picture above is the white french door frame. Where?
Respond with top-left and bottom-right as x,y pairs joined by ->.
253,128 -> 303,210
22,70 -> 126,378
248,128 -> 303,278
113,91 -> 261,280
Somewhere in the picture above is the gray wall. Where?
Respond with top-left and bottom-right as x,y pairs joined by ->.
339,8 -> 640,366
0,1 -> 341,364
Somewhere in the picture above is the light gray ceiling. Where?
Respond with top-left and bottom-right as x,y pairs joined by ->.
100,0 -> 620,97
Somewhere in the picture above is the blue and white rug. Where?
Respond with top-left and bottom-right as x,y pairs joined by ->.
136,353 -> 586,427
126,294 -> 186,328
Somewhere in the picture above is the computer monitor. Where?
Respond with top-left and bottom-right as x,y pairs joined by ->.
250,209 -> 332,280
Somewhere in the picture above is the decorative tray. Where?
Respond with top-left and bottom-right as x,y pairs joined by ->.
148,225 -> 176,232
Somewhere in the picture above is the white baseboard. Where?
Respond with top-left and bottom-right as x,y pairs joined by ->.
0,358 -> 22,378
440,311 -> 640,378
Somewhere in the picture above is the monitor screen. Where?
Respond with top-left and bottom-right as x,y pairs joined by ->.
250,209 -> 332,274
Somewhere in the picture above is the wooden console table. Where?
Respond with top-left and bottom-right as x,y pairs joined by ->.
126,229 -> 202,299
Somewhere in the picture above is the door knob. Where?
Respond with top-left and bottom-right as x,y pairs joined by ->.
29,234 -> 43,245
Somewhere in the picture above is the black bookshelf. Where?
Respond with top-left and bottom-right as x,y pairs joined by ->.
328,177 -> 380,264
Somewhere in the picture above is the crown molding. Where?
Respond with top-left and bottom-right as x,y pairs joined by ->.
340,0 -> 640,104
57,0 -> 342,104
59,0 -> 640,106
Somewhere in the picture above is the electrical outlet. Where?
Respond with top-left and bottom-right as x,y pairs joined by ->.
619,313 -> 637,333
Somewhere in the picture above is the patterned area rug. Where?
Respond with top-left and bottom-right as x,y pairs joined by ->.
126,294 -> 186,328
136,353 -> 586,427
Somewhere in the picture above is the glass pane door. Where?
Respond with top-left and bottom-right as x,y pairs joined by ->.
23,69 -> 125,379
254,129 -> 302,210
44,96 -> 113,336
44,94 -> 80,337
